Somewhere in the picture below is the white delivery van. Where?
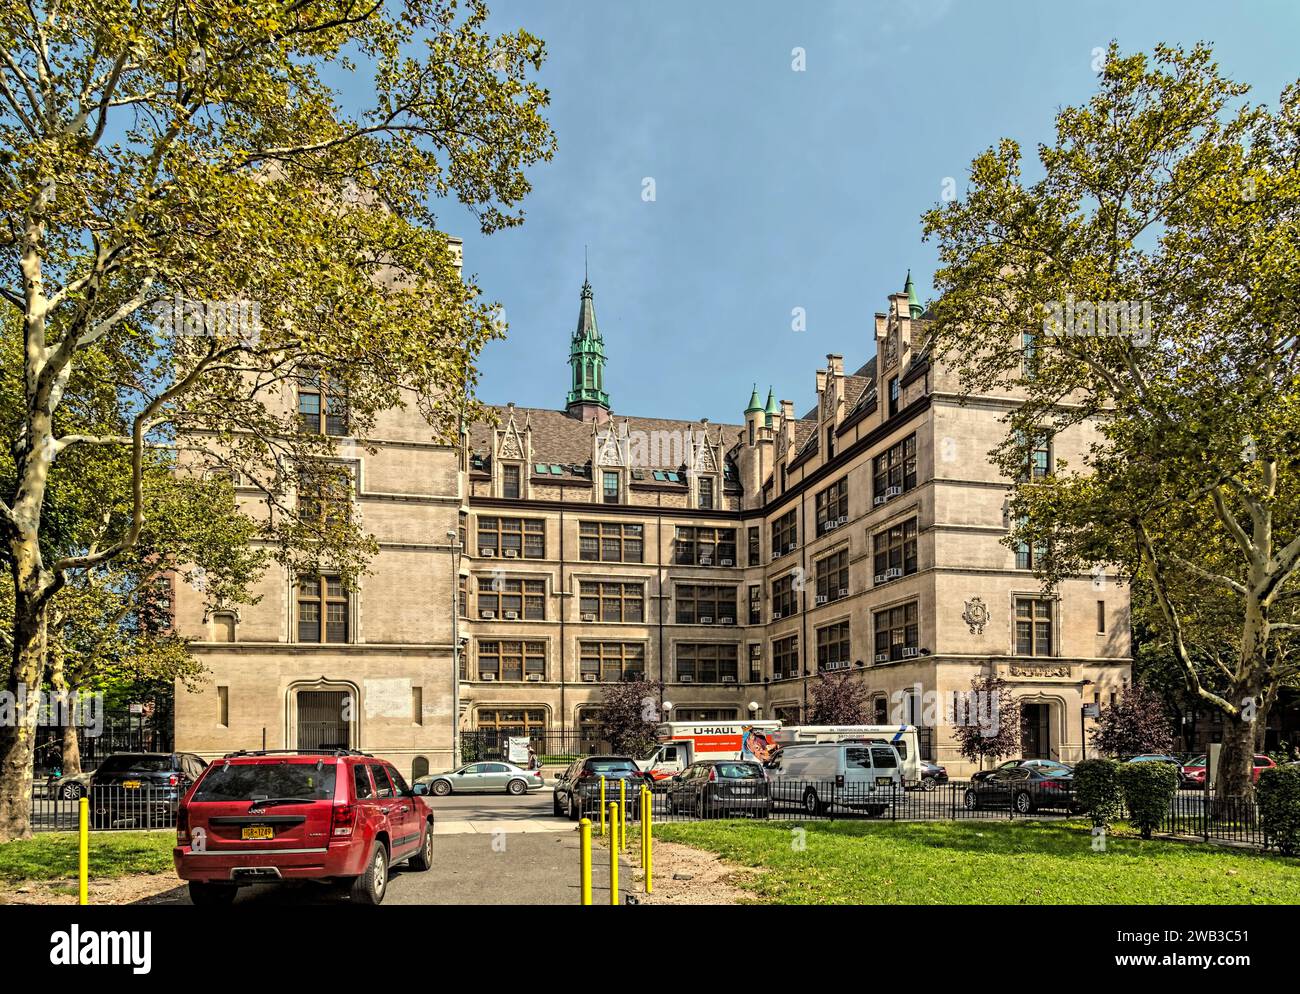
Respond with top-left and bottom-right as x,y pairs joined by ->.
637,720 -> 782,784
772,725 -> 922,781
767,741 -> 902,816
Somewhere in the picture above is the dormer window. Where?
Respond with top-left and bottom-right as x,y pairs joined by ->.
698,476 -> 715,510
602,471 -> 621,504
502,464 -> 521,499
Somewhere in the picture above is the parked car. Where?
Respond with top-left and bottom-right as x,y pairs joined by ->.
552,756 -> 648,820
969,758 -> 1072,784
1181,753 -> 1276,787
1125,754 -> 1182,765
963,766 -> 1082,814
665,760 -> 771,818
415,762 -> 543,796
767,741 -> 902,816
90,752 -> 208,828
912,760 -> 949,791
174,749 -> 433,906
50,770 -> 93,799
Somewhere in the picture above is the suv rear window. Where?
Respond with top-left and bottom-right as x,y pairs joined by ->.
715,763 -> 762,779
192,761 -> 337,802
98,755 -> 174,774
584,759 -> 638,774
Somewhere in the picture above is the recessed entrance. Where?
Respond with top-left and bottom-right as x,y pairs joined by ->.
1021,702 -> 1052,759
296,689 -> 351,751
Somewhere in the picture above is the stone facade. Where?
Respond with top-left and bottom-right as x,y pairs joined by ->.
173,268 -> 1131,780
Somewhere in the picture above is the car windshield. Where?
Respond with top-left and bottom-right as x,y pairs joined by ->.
1186,757 -> 1206,767
192,762 -> 337,802
97,755 -> 174,774
586,759 -> 638,774
1040,767 -> 1073,778
715,763 -> 762,779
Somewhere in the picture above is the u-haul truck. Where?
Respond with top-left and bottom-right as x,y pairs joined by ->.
636,720 -> 782,782
772,725 -> 922,781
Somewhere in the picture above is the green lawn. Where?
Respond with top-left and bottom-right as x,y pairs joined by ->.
0,831 -> 175,883
652,819 -> 1300,904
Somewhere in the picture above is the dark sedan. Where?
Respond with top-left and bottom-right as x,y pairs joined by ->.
90,752 -> 208,828
912,760 -> 949,791
666,760 -> 771,818
963,766 -> 1082,814
552,755 -> 649,820
969,758 -> 1072,785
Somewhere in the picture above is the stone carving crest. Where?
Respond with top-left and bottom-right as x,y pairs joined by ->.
962,596 -> 989,635
1009,664 -> 1071,678
595,430 -> 625,467
694,435 -> 717,472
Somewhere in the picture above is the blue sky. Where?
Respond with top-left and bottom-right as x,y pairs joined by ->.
444,0 -> 1300,424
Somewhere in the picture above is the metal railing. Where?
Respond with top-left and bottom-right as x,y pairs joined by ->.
32,784 -> 180,833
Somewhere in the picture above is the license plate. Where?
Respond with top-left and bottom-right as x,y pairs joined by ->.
241,826 -> 274,840
732,787 -> 753,795
122,780 -> 141,789
876,777 -> 893,787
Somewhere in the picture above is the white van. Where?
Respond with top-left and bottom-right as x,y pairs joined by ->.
772,725 -> 922,781
767,741 -> 902,816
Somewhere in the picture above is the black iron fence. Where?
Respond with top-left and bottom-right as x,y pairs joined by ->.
31,784 -> 180,833
33,716 -> 173,778
460,729 -> 611,766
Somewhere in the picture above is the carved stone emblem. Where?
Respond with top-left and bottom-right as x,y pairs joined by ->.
962,597 -> 989,635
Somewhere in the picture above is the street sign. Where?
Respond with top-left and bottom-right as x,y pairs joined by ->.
128,703 -> 144,715
1081,703 -> 1100,718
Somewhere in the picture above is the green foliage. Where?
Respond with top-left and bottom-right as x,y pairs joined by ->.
597,679 -> 663,757
1117,760 -> 1180,839
1073,758 -> 1123,828
1256,765 -> 1300,856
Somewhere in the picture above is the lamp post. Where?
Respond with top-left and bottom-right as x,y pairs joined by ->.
447,529 -> 462,768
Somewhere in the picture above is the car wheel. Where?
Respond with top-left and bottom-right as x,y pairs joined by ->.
1014,791 -> 1033,814
695,793 -> 706,820
188,881 -> 238,907
921,777 -> 937,792
350,843 -> 388,905
408,823 -> 434,871
431,780 -> 451,797
60,781 -> 85,800
802,787 -> 822,816
567,794 -> 580,822
963,789 -> 979,811
507,779 -> 526,796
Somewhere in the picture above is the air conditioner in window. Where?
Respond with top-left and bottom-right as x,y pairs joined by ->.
720,617 -> 734,625
901,646 -> 920,658
679,675 -> 694,683
700,556 -> 713,565
504,611 -> 518,620
828,660 -> 847,670
480,548 -> 496,556
480,610 -> 496,619
480,673 -> 496,681
700,616 -> 713,624
722,675 -> 737,683
835,516 -> 847,525
873,573 -> 887,584
816,595 -> 828,605
581,673 -> 597,683
874,652 -> 889,663
824,520 -> 838,531
885,568 -> 903,579
526,673 -> 542,682
720,558 -> 733,566
773,611 -> 782,620
786,543 -> 796,553
581,612 -> 596,622
504,548 -> 518,558
885,486 -> 902,498
837,588 -> 848,597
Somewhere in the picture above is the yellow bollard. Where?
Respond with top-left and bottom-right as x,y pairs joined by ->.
640,785 -> 648,867
619,779 -> 627,852
608,802 -> 619,905
645,787 -> 653,895
78,796 -> 89,906
600,776 -> 607,836
579,818 -> 592,905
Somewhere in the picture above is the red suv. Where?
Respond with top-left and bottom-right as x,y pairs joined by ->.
174,750 -> 433,906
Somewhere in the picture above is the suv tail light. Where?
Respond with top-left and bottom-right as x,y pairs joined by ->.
708,768 -> 717,783
331,802 -> 356,838
168,774 -> 179,787
176,805 -> 190,844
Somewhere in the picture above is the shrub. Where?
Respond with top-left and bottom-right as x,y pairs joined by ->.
1116,761 -> 1179,839
1257,765 -> 1300,856
1073,759 -> 1123,828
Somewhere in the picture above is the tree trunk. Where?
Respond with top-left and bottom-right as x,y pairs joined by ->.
48,635 -> 83,776
1214,694 -> 1257,803
0,600 -> 47,843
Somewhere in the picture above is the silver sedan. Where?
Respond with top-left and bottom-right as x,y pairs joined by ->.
415,761 -> 545,796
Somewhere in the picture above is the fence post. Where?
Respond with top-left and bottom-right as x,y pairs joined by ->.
600,777 -> 607,837
78,796 -> 89,906
608,802 -> 619,905
619,779 -> 627,852
579,817 -> 592,905
644,785 -> 653,895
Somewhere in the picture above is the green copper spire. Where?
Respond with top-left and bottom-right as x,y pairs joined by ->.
746,383 -> 763,414
763,386 -> 778,426
905,270 -> 923,320
566,274 -> 610,418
